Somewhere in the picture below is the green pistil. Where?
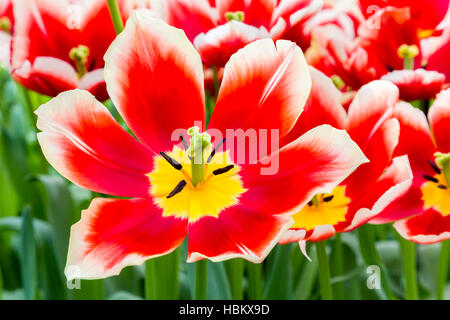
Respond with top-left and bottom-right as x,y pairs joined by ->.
69,45 -> 90,78
331,75 -> 345,90
397,44 -> 419,70
435,152 -> 450,186
0,17 -> 11,33
225,11 -> 244,22
187,126 -> 211,186
312,195 -> 320,208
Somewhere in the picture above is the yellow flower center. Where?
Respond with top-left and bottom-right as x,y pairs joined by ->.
291,186 -> 350,231
148,146 -> 246,222
421,173 -> 450,216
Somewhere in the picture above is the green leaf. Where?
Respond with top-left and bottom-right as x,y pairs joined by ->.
0,215 -> 67,299
19,207 -> 37,300
264,244 -> 292,299
292,245 -> 318,300
29,174 -> 74,264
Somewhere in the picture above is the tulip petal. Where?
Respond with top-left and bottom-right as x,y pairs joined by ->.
12,57 -> 78,97
66,198 -> 187,280
429,89 -> 450,153
194,21 -> 270,67
238,125 -> 368,216
36,89 -> 154,197
393,101 -> 437,172
381,69 -> 445,102
216,0 -> 276,28
209,39 -> 311,140
281,66 -> 346,146
345,155 -> 413,229
346,80 -> 399,148
187,204 -> 293,263
104,12 -> 205,153
165,0 -> 218,42
394,209 -> 450,244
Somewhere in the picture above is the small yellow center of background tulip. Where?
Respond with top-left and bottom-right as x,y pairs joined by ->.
290,186 -> 350,231
421,174 -> 450,216
148,127 -> 246,222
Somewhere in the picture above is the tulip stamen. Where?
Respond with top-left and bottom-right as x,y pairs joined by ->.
423,174 -> 439,183
69,45 -> 90,78
429,160 -> 441,174
160,151 -> 183,170
213,165 -> 234,175
207,138 -> 226,163
0,17 -> 11,34
225,11 -> 244,22
167,180 -> 187,198
180,134 -> 189,151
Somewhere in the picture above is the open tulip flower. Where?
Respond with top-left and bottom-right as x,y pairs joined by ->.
34,11 -> 368,279
279,71 -> 412,248
308,4 -> 447,98
9,0 -> 155,101
162,0 -> 325,67
370,89 -> 450,244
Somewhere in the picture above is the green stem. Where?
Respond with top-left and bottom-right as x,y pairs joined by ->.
316,241 -> 333,300
246,262 -> 263,300
107,0 -> 124,34
194,260 -> 207,300
145,259 -> 157,300
331,234 -> 344,299
0,264 -> 3,300
145,249 -> 180,299
224,259 -> 244,300
357,225 -> 397,300
437,240 -> 450,300
72,280 -> 104,300
396,232 -> 418,300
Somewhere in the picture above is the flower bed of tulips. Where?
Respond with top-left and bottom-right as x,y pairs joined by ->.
0,0 -> 449,302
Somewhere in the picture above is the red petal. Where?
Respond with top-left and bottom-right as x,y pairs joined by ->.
12,57 -> 78,97
238,125 -> 368,216
346,117 -> 400,196
165,0 -> 218,42
209,39 -> 311,140
66,198 -> 187,279
346,80 -> 399,148
393,101 -> 437,172
359,0 -> 449,30
394,209 -> 450,244
78,69 -> 109,102
281,66 -> 347,146
423,26 -> 450,80
216,0 -> 276,28
428,89 -> 450,153
381,69 -> 445,101
36,90 -> 154,198
345,156 -> 413,230
194,21 -> 270,67
187,204 -> 292,262
104,12 -> 205,152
